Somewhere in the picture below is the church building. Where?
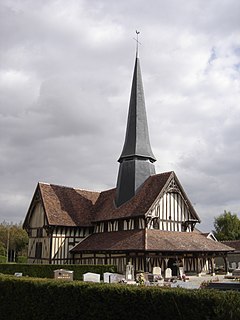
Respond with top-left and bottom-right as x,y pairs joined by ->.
23,50 -> 233,276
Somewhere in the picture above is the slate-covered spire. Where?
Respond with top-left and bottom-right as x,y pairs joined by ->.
115,56 -> 156,207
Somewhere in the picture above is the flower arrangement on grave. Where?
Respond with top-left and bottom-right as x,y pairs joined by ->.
138,273 -> 145,285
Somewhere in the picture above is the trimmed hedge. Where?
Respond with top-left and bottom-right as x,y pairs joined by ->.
0,275 -> 240,320
0,263 -> 116,280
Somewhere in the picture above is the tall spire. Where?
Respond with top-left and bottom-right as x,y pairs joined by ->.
115,55 -> 156,207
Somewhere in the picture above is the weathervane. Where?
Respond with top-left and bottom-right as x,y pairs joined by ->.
133,30 -> 141,57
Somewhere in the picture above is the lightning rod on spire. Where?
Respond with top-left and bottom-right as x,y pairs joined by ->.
133,30 -> 141,57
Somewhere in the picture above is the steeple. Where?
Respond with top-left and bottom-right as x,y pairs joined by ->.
115,56 -> 156,207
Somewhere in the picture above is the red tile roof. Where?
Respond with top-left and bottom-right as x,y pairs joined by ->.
93,172 -> 173,221
39,183 -> 100,227
25,171 -> 200,228
71,229 -> 234,253
72,230 -> 146,251
221,240 -> 240,252
146,230 -> 234,252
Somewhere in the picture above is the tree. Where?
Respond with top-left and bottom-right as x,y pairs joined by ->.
213,211 -> 240,241
0,222 -> 28,262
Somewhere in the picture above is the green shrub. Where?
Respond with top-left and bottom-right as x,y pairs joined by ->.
16,256 -> 28,264
0,243 -> 5,256
0,263 -> 116,280
0,275 -> 239,320
0,256 -> 6,263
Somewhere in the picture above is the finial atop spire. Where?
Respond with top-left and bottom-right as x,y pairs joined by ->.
133,30 -> 141,57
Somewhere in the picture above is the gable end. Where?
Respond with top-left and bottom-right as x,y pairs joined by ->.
146,173 -> 200,232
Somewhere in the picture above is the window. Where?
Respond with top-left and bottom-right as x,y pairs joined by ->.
104,222 -> 108,232
35,242 -> 42,259
153,218 -> 160,229
125,219 -> 130,230
134,218 -> 139,230
111,221 -> 115,231
118,220 -> 123,231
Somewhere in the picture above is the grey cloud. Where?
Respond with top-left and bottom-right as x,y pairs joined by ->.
0,0 -> 240,232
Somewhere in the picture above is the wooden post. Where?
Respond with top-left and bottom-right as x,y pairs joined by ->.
164,258 -> 169,274
211,257 -> 215,276
196,256 -> 202,277
223,256 -> 230,275
145,254 -> 149,273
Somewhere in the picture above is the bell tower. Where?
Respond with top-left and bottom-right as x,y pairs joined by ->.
115,53 -> 156,207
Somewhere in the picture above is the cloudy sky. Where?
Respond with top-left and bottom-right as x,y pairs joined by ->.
1,0 -> 240,231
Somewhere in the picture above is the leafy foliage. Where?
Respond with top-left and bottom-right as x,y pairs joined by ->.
0,274 -> 240,320
0,256 -> 6,263
213,211 -> 240,241
0,222 -> 28,261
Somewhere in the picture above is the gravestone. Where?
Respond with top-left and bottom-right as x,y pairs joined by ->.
14,272 -> 23,277
103,272 -> 112,283
153,266 -> 162,281
54,269 -> 73,281
165,268 -> 172,279
232,262 -> 237,270
153,266 -> 161,276
83,272 -> 100,283
238,262 -> 240,269
232,269 -> 240,276
125,262 -> 134,281
110,273 -> 125,283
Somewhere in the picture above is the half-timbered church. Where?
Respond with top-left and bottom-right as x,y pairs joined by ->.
23,50 -> 233,275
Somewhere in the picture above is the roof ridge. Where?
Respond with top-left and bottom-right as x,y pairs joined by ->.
154,171 -> 174,176
39,182 -> 101,193
38,172 -> 174,193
